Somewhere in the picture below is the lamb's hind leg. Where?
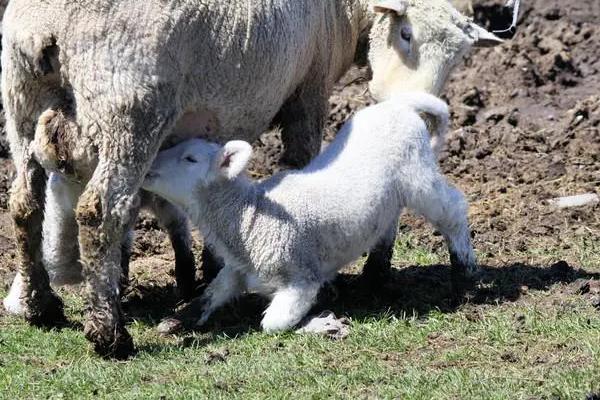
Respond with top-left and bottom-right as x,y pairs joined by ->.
405,175 -> 477,281
4,156 -> 65,325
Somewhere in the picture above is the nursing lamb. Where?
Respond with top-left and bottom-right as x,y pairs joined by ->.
142,93 -> 476,331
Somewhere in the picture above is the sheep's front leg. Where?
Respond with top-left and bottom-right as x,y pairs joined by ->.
75,122 -> 166,358
261,283 -> 321,332
195,266 -> 244,327
4,157 -> 65,325
142,193 -> 197,300
276,73 -> 328,167
76,179 -> 137,358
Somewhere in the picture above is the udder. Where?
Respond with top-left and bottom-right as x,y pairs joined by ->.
161,109 -> 220,149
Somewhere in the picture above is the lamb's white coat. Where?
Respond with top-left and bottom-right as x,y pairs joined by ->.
143,93 -> 477,331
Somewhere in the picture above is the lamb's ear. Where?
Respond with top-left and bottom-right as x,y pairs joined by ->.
213,141 -> 252,180
373,0 -> 408,16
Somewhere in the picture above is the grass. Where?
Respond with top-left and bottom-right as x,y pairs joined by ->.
1,237 -> 600,399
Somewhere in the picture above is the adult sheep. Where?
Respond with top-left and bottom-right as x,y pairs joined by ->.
2,0 -> 503,358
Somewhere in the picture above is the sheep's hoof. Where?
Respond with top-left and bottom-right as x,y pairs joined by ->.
25,291 -> 67,328
156,318 -> 184,335
87,326 -> 135,360
296,311 -> 350,340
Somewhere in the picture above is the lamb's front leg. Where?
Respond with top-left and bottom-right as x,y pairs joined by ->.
361,213 -> 401,286
195,266 -> 245,327
261,283 -> 321,332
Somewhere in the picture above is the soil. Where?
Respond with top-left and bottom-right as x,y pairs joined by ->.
0,0 -> 598,320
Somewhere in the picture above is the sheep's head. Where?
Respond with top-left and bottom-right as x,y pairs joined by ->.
143,139 -> 252,208
367,0 -> 504,99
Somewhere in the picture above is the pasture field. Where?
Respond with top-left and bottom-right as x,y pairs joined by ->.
1,0 -> 599,398
1,237 -> 599,399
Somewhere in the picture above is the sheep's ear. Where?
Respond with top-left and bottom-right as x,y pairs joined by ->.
213,141 -> 252,180
373,0 -> 408,16
469,23 -> 504,47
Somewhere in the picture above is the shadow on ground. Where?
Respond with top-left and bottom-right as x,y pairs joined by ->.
122,261 -> 600,341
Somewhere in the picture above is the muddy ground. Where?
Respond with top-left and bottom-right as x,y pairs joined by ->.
0,0 -> 598,320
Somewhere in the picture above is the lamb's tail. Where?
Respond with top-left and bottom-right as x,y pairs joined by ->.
389,92 -> 450,156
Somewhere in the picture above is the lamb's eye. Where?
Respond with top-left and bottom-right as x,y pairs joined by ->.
400,26 -> 412,42
184,156 -> 198,163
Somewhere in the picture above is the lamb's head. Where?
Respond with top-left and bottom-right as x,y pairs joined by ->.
368,0 -> 504,99
143,139 -> 253,207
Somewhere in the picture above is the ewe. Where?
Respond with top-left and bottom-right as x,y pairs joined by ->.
142,93 -> 476,331
2,0 -> 498,357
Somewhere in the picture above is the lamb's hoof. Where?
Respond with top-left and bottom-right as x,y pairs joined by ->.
86,325 -> 135,360
157,318 -> 184,335
450,250 -> 479,286
296,311 -> 350,340
25,291 -> 67,328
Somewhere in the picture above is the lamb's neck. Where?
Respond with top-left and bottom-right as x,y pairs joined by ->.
191,177 -> 262,254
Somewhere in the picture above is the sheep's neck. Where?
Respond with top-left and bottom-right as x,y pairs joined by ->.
346,0 -> 371,33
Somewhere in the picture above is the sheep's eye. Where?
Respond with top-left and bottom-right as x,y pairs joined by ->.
400,26 -> 412,42
184,156 -> 198,163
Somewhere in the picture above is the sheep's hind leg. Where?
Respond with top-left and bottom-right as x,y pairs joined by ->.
261,283 -> 320,332
142,193 -> 197,300
42,173 -> 84,286
276,73 -> 328,168
4,157 -> 65,325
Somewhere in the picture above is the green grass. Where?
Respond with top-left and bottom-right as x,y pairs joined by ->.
1,239 -> 600,399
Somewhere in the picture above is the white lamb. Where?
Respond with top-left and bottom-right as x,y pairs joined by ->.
142,93 -> 477,332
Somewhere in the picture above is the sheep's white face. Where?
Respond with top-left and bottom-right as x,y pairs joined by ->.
368,0 -> 504,99
143,139 -> 252,208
